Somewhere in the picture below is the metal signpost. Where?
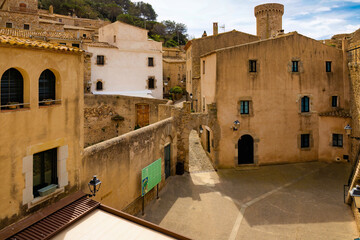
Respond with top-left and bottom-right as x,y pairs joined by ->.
141,158 -> 162,215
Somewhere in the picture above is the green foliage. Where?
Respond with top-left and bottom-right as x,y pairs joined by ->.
170,86 -> 183,94
39,0 -> 188,46
134,124 -> 141,130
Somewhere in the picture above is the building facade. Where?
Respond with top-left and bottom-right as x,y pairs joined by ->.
162,47 -> 186,96
86,21 -> 163,99
0,35 -> 84,228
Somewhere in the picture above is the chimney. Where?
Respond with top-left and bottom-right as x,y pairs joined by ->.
49,5 -> 54,14
213,22 -> 218,36
202,31 -> 207,38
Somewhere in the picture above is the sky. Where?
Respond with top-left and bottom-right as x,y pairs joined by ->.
143,0 -> 360,40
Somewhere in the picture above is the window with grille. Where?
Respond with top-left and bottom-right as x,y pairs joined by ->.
33,148 -> 57,198
240,101 -> 250,114
301,96 -> 310,112
1,68 -> 23,108
326,61 -> 332,72
39,69 -> 56,105
148,57 -> 154,67
292,61 -> 299,72
332,134 -> 343,147
148,77 -> 155,89
249,60 -> 257,72
97,55 -> 105,65
301,134 -> 310,148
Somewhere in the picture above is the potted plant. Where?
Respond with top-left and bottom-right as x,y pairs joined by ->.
43,99 -> 53,105
170,86 -> 183,100
7,102 -> 19,109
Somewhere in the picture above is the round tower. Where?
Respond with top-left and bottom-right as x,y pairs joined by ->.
254,3 -> 284,39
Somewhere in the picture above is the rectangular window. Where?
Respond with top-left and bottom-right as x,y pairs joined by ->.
83,34 -> 87,38
113,35 -> 116,43
33,148 -> 57,198
292,61 -> 299,72
6,22 -> 12,28
24,24 -> 30,30
332,134 -> 343,147
240,101 -> 250,114
249,60 -> 257,72
203,60 -> 205,74
301,96 -> 310,112
326,61 -> 332,72
72,43 -> 80,48
58,18 -> 62,22
148,57 -> 154,67
97,55 -> 105,65
148,77 -> 155,89
332,96 -> 338,107
59,43 -> 66,45
301,134 -> 310,148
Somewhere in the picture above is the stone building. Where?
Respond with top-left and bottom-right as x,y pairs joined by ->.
184,23 -> 260,112
199,3 -> 351,167
162,47 -> 186,96
0,34 -> 84,228
85,21 -> 163,99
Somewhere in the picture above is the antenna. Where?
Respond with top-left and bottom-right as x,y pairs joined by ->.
220,24 -> 225,33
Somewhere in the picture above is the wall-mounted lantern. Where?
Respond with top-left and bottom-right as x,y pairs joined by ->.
87,175 -> 101,197
199,126 -> 203,134
231,120 -> 240,131
345,124 -> 352,136
189,93 -> 193,99
164,81 -> 168,86
350,185 -> 360,210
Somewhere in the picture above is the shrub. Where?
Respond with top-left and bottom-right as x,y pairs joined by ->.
170,86 -> 183,94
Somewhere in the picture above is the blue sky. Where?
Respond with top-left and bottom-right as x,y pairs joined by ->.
144,0 -> 360,40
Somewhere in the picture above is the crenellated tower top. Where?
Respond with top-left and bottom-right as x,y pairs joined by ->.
254,3 -> 284,39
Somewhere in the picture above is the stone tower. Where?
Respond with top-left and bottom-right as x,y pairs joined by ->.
254,3 -> 284,40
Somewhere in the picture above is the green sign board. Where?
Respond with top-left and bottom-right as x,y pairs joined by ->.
141,158 -> 162,196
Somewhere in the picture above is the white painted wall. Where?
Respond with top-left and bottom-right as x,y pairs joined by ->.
88,21 -> 163,99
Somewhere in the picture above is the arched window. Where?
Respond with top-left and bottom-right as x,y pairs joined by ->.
1,68 -> 24,108
39,69 -> 56,105
96,81 -> 103,91
301,96 -> 310,112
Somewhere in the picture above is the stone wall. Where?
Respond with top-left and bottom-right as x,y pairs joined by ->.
0,11 -> 39,30
81,117 -> 177,215
84,94 -> 168,147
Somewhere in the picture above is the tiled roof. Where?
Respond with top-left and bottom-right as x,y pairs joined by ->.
7,196 -> 99,240
0,28 -> 79,40
85,42 -> 118,48
0,34 -> 83,53
318,109 -> 351,118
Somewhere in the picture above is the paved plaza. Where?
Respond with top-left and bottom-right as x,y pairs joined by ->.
140,132 -> 358,240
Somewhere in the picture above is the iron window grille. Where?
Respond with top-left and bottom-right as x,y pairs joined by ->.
240,101 -> 250,114
292,61 -> 299,72
332,134 -> 343,147
249,60 -> 257,72
97,55 -> 105,65
301,96 -> 310,112
1,68 -> 24,109
301,134 -> 310,148
39,70 -> 56,105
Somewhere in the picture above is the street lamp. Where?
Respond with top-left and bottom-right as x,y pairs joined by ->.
345,124 -> 352,136
199,126 -> 203,134
350,185 -> 360,209
87,175 -> 101,197
231,120 -> 240,131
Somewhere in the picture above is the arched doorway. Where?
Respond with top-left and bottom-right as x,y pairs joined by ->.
238,135 -> 254,164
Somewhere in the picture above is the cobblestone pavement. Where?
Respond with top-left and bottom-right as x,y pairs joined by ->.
141,161 -> 357,240
189,130 -> 214,172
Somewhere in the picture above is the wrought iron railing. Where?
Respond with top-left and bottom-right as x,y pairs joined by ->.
0,102 -> 30,110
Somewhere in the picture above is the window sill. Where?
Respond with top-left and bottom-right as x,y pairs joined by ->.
28,187 -> 64,209
39,102 -> 62,108
1,107 -> 30,113
300,147 -> 311,151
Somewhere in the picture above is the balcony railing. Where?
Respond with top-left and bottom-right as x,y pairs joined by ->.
9,7 -> 38,14
0,102 -> 30,110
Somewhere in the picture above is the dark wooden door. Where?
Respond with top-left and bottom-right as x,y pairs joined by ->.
238,135 -> 254,164
136,104 -> 150,127
165,144 -> 171,179
206,129 -> 211,153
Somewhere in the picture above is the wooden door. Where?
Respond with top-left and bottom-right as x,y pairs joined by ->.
136,104 -> 150,127
164,144 -> 171,179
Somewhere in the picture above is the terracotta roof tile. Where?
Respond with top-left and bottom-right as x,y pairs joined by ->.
0,34 -> 84,53
0,28 -> 79,40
